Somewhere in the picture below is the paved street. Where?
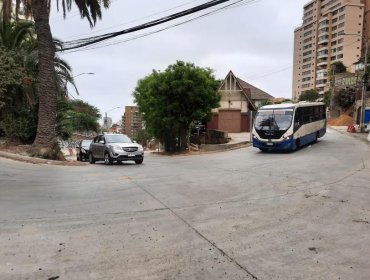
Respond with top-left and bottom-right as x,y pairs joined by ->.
1,128 -> 370,280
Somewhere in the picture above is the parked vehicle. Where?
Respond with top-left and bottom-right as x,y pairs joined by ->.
76,140 -> 92,161
89,134 -> 144,165
252,102 -> 326,151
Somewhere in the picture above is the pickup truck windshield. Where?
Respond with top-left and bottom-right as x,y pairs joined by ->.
255,109 -> 293,131
105,134 -> 132,143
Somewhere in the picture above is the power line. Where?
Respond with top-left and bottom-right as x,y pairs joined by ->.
62,0 -> 204,40
60,0 -> 254,52
62,0 -> 258,53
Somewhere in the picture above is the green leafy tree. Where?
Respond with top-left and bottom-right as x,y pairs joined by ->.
133,61 -> 221,153
0,48 -> 38,142
329,61 -> 347,118
330,61 -> 347,74
1,0 -> 110,155
323,90 -> 331,108
336,88 -> 356,109
57,99 -> 101,140
133,129 -> 151,148
0,19 -> 80,144
298,89 -> 319,102
0,20 -> 37,141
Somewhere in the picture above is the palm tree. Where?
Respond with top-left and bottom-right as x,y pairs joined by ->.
0,19 -> 37,109
1,0 -> 110,153
0,17 -> 82,144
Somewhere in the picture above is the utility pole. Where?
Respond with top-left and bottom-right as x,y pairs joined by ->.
360,39 -> 368,132
329,66 -> 338,118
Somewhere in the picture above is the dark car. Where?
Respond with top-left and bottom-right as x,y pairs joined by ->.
76,140 -> 92,161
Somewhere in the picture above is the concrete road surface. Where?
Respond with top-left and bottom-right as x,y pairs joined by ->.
1,128 -> 370,279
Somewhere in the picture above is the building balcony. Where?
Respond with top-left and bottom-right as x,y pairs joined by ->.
317,61 -> 328,67
318,21 -> 329,28
316,79 -> 327,86
317,46 -> 328,52
317,53 -> 328,59
318,38 -> 329,44
316,69 -> 328,75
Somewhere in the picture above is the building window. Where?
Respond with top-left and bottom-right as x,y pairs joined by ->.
319,28 -> 329,34
304,23 -> 314,30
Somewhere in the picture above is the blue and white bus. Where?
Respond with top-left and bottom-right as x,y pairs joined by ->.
252,102 -> 326,151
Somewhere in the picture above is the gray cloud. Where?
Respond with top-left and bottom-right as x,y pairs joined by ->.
52,0 -> 307,122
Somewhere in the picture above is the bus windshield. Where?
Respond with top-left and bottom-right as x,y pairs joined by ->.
255,109 -> 293,131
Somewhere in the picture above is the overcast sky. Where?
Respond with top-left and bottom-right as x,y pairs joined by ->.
50,0 -> 308,123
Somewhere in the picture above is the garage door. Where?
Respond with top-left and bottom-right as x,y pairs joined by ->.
218,110 -> 241,132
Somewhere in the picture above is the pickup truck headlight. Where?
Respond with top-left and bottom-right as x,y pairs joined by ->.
138,145 -> 144,151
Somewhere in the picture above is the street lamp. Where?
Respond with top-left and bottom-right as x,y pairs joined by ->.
341,32 -> 368,132
104,107 -> 121,130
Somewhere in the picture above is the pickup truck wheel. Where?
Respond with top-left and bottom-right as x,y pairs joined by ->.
135,159 -> 143,164
104,152 -> 113,165
89,153 -> 95,164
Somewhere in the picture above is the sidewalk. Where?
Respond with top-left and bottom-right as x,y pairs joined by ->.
329,126 -> 370,145
199,132 -> 251,152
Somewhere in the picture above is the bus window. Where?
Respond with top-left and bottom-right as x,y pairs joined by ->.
294,108 -> 301,129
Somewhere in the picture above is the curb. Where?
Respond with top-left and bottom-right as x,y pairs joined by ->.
199,141 -> 251,152
0,151 -> 85,166
0,140 -> 252,163
149,142 -> 252,156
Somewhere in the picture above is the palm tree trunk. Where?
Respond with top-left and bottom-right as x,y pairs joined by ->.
31,0 -> 58,148
1,0 -> 12,23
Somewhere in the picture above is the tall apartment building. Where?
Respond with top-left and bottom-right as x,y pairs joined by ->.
122,106 -> 143,138
292,0 -> 370,101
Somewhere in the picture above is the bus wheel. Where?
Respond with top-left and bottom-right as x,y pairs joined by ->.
314,132 -> 319,143
295,139 -> 300,150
